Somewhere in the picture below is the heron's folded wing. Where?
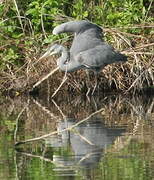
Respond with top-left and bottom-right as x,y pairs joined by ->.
76,44 -> 127,71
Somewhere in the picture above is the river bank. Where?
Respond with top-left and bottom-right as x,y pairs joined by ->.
0,26 -> 154,97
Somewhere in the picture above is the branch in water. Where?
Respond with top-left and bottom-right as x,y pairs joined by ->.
14,106 -> 105,146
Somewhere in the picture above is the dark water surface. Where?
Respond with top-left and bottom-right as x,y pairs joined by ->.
0,95 -> 153,180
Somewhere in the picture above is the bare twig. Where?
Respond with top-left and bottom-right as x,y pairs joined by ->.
144,0 -> 154,22
32,67 -> 59,89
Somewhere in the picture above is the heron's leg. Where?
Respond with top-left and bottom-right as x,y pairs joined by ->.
86,87 -> 91,96
92,73 -> 98,95
85,70 -> 91,96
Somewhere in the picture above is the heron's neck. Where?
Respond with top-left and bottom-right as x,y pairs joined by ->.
57,47 -> 81,72
57,47 -> 69,71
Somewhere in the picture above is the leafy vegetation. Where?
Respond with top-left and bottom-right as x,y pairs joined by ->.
0,0 -> 154,94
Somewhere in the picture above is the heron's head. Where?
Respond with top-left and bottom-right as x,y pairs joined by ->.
39,44 -> 63,60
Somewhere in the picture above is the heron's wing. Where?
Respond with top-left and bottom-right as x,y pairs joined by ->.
75,44 -> 127,71
53,20 -> 102,35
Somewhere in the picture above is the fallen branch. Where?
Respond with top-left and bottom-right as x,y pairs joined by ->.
31,67 -> 59,90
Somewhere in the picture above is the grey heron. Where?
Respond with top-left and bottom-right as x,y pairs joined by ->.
40,20 -> 127,95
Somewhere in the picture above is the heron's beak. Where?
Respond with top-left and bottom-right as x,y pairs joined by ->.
39,50 -> 56,60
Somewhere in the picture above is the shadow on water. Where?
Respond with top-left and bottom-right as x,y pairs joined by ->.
0,94 -> 154,179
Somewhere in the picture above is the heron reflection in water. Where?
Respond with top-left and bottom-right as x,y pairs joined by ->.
40,20 -> 127,95
46,117 -> 125,168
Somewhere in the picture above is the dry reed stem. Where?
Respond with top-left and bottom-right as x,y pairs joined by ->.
125,57 -> 154,93
144,0 -> 154,22
12,0 -> 25,33
40,4 -> 47,39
